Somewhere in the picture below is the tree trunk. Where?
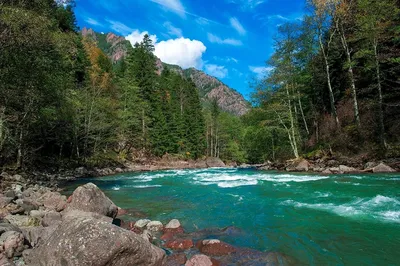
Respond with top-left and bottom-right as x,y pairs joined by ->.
337,21 -> 361,127
297,90 -> 310,135
16,128 -> 23,168
373,39 -> 387,149
286,85 -> 299,158
319,36 -> 340,127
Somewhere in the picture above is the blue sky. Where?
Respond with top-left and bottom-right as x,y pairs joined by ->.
74,0 -> 306,99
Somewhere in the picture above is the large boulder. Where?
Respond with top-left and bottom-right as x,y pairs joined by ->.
206,157 -> 225,168
339,165 -> 358,174
26,216 -> 166,266
146,221 -> 163,232
373,163 -> 396,173
66,183 -> 118,218
5,215 -> 40,227
164,238 -> 194,250
39,191 -> 67,212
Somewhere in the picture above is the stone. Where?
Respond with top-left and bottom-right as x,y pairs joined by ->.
11,185 -> 23,196
373,163 -> 396,173
20,226 -> 57,248
196,239 -> 236,256
364,162 -> 378,169
205,157 -> 225,168
0,231 -> 25,258
25,216 -> 166,266
117,208 -> 128,216
165,219 -> 181,229
29,210 -> 46,219
339,165 -> 358,174
15,198 -> 40,213
0,197 -> 14,208
164,239 -> 194,250
322,169 -> 332,174
141,229 -> 153,242
4,191 -> 16,199
5,215 -> 41,227
295,159 -> 310,172
39,191 -> 67,212
165,253 -> 187,266
61,210 -> 113,223
66,183 -> 118,218
146,221 -> 163,232
185,254 -> 219,266
41,212 -> 62,227
0,222 -> 21,235
134,219 -> 151,229
0,253 -> 15,266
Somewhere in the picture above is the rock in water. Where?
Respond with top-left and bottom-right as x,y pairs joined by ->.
373,163 -> 396,173
185,254 -> 219,266
66,183 -> 118,218
26,216 -> 166,266
196,239 -> 236,256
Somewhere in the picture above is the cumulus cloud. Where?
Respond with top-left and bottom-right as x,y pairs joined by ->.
249,66 -> 274,79
207,33 -> 243,46
205,64 -> 228,79
155,38 -> 206,69
230,17 -> 246,36
163,22 -> 183,37
150,0 -> 186,17
126,30 -> 158,46
125,29 -> 206,69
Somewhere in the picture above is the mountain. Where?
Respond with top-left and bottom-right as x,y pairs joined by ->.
81,28 -> 250,116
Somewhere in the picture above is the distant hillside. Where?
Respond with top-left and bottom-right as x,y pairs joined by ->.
81,28 -> 250,116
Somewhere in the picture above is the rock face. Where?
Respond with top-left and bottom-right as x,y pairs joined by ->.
184,68 -> 250,116
26,216 -> 166,266
372,163 -> 396,173
67,183 -> 118,218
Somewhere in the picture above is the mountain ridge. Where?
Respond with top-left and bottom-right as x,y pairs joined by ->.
81,27 -> 250,116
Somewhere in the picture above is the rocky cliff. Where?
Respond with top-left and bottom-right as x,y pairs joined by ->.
81,28 -> 250,116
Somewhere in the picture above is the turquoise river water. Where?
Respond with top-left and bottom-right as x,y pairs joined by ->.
66,168 -> 400,265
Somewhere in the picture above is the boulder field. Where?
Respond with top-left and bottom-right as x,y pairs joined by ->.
0,175 -> 294,266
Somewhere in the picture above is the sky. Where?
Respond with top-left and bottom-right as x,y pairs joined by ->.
74,0 -> 306,100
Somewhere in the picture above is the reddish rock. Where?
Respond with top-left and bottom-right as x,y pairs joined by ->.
160,232 -> 175,241
163,226 -> 184,234
67,195 -> 73,203
117,208 -> 127,217
165,253 -> 187,266
196,239 -> 236,256
185,254 -> 220,266
165,239 -> 194,250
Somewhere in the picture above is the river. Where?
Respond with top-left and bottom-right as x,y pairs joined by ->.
66,168 -> 400,265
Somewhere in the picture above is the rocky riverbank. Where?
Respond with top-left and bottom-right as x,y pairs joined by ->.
0,176 -> 294,266
255,157 -> 399,174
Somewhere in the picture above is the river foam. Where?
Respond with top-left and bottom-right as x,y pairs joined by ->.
282,195 -> 400,223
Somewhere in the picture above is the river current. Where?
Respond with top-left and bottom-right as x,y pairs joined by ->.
66,168 -> 400,265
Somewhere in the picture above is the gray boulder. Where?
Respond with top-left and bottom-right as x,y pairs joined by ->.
20,225 -> 58,248
26,216 -> 166,266
0,231 -> 25,258
373,163 -> 396,173
39,191 -> 67,212
146,221 -> 163,232
41,212 -> 62,227
0,222 -> 21,235
0,196 -> 14,208
134,219 -> 151,229
66,183 -> 118,218
61,209 -> 113,223
5,215 -> 40,227
339,165 -> 358,174
295,159 -> 310,172
206,157 -> 225,168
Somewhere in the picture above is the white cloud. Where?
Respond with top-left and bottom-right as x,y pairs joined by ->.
230,17 -> 246,36
205,64 -> 228,79
155,38 -> 206,69
249,66 -> 274,79
214,56 -> 239,63
150,0 -> 186,18
85,18 -> 101,26
106,20 -> 134,35
207,33 -> 243,46
163,22 -> 183,37
228,0 -> 267,10
126,30 -> 158,46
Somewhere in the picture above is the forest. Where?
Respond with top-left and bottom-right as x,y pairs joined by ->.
1,0 -> 399,170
